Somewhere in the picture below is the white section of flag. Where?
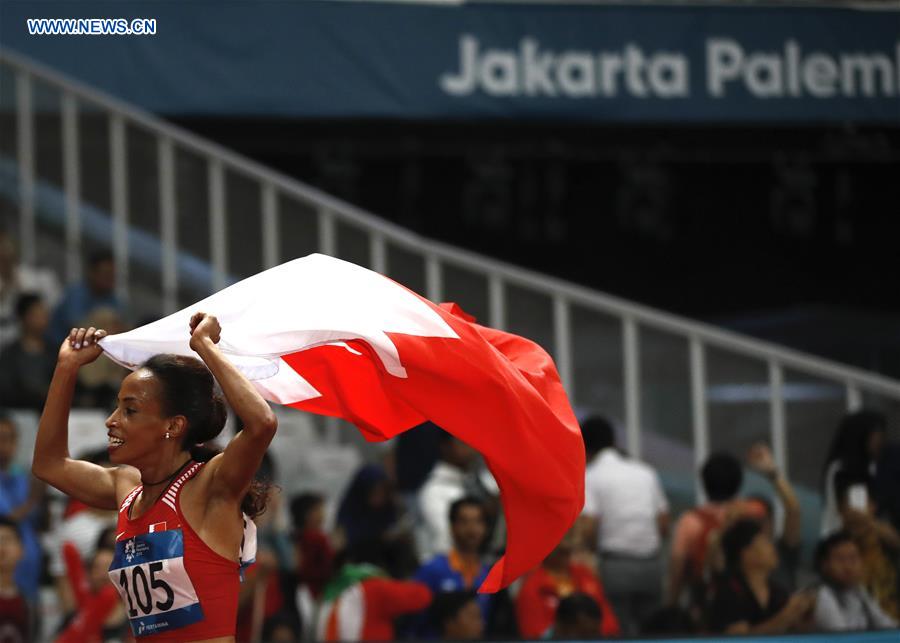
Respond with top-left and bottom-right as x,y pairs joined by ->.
99,254 -> 458,405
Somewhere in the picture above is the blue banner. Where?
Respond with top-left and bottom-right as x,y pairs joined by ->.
1,1 -> 898,122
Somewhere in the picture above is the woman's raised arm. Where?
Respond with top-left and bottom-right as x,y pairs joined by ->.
188,312 -> 277,503
32,327 -> 127,510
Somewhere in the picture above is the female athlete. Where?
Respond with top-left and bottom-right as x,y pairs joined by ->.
32,312 -> 278,641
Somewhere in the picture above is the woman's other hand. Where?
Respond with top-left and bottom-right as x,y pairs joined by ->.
189,312 -> 221,351
58,327 -> 107,368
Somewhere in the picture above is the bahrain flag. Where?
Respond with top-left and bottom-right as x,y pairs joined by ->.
100,254 -> 584,592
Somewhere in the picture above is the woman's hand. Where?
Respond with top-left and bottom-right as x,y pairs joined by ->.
57,327 -> 107,369
782,590 -> 816,625
747,442 -> 778,479
188,312 -> 221,351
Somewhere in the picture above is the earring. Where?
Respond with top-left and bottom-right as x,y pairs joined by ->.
165,432 -> 170,440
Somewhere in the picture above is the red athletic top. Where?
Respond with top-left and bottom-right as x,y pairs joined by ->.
109,461 -> 242,641
516,563 -> 621,638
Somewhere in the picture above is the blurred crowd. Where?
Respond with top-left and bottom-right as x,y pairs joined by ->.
1,232 -> 900,641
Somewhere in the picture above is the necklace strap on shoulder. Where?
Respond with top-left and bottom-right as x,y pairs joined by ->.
141,458 -> 193,487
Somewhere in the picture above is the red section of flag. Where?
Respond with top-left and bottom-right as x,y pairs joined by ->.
283,297 -> 584,593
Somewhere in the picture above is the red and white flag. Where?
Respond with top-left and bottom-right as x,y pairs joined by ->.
100,254 -> 584,592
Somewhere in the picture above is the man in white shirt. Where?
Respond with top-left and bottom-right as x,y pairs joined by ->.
813,530 -> 897,631
0,232 -> 61,349
417,431 -> 480,559
580,416 -> 670,636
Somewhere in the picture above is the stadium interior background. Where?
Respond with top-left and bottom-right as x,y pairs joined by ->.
179,118 -> 900,376
1,0 -> 900,641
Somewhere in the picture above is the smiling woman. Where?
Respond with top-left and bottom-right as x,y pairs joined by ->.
31,313 -> 278,642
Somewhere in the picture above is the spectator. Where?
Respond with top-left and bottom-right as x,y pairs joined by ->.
668,452 -> 744,609
417,431 -> 479,559
414,497 -> 493,636
641,606 -> 696,637
290,492 -> 335,599
395,421 -> 441,506
337,464 -> 399,553
315,541 -> 432,641
88,529 -> 129,640
0,230 -> 60,349
579,416 -> 669,635
262,612 -> 302,642
237,549 -> 283,643
56,528 -> 127,643
0,293 -> 57,409
49,249 -> 121,343
835,478 -> 900,620
48,449 -> 117,614
516,529 -> 620,638
708,519 -> 814,634
0,414 -> 44,601
740,442 -> 803,590
416,496 -> 491,593
552,593 -> 603,640
0,516 -> 29,642
429,591 -> 484,641
813,530 -> 897,631
237,452 -> 289,643
874,440 -> 900,533
821,410 -> 887,535
247,450 -> 293,570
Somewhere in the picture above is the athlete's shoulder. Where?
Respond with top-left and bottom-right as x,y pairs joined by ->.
191,453 -> 224,483
180,454 -> 226,503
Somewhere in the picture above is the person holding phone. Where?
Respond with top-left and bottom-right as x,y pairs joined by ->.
32,315 -> 278,641
821,411 -> 888,535
707,519 -> 815,634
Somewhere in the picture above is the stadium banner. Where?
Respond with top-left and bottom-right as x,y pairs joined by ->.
1,1 -> 899,122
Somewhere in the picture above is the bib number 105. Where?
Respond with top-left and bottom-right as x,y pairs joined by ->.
118,562 -> 175,616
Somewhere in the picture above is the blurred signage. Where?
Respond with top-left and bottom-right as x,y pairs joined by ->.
1,1 -> 898,122
440,36 -> 900,102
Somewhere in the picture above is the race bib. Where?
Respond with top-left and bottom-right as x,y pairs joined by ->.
108,529 -> 204,637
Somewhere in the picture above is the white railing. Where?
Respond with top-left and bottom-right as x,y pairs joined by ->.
3,47 -> 899,493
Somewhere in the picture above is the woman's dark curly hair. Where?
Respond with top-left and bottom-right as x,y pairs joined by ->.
822,410 -> 887,483
140,354 -> 271,518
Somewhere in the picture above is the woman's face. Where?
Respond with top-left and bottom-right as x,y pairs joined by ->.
823,540 -> 863,588
22,301 -> 49,335
367,480 -> 389,509
307,502 -> 325,531
445,600 -> 484,640
743,532 -> 778,572
0,525 -> 22,574
105,370 -> 169,464
546,529 -> 577,567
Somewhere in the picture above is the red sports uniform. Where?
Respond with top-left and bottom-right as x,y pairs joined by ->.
516,562 -> 621,638
108,461 -> 256,640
